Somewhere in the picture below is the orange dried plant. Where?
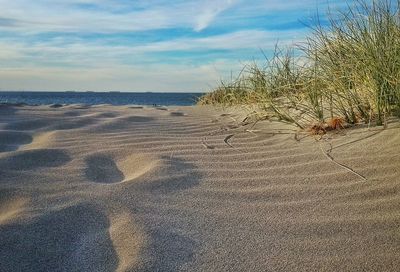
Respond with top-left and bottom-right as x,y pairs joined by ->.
326,117 -> 345,130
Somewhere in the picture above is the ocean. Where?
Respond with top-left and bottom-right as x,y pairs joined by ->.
0,91 -> 204,106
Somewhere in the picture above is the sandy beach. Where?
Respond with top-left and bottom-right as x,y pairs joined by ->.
1,103 -> 400,271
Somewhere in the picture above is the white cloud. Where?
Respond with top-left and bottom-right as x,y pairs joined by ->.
134,29 -> 306,52
0,29 -> 306,69
194,0 -> 237,31
0,62 -> 242,92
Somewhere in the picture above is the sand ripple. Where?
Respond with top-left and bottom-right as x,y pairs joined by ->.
1,105 -> 400,271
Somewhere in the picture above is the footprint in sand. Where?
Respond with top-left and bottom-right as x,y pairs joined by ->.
53,117 -> 97,130
0,203 -> 119,272
84,152 -> 201,194
0,149 -> 71,171
63,111 -> 82,117
5,119 -> 51,131
170,111 -> 186,117
84,154 -> 125,184
84,153 -> 158,184
0,131 -> 33,152
49,104 -> 63,108
125,116 -> 155,122
133,156 -> 201,193
95,112 -> 119,118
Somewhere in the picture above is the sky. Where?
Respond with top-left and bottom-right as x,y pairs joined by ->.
0,0 -> 349,92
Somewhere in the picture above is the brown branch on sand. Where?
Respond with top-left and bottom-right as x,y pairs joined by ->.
245,129 -> 261,135
201,137 -> 215,149
318,141 -> 367,182
224,134 -> 235,147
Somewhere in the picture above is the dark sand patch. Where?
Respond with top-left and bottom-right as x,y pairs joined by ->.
139,228 -> 197,272
0,105 -> 19,115
53,117 -> 97,130
0,131 -> 32,152
5,119 -> 51,131
91,116 -> 155,131
0,149 -> 71,170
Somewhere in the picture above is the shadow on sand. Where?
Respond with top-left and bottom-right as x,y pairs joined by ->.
0,203 -> 119,272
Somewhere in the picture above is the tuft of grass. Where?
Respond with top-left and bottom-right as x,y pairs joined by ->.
199,0 -> 400,130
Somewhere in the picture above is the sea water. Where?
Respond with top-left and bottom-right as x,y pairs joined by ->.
0,91 -> 204,106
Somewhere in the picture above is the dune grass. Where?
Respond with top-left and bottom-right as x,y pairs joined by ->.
198,0 -> 400,130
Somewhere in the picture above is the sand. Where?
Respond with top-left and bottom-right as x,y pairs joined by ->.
0,103 -> 400,271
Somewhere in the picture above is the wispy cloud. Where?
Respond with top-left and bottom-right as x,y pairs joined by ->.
194,0 -> 237,31
0,0 -> 238,33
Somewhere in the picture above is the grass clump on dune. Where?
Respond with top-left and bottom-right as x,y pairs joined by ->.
198,0 -> 400,130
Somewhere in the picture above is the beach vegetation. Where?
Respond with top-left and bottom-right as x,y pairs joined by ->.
198,0 -> 400,131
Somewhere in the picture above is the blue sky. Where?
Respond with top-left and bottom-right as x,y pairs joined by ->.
0,0 -> 349,92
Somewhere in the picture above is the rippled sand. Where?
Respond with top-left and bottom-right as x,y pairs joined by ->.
1,104 -> 399,271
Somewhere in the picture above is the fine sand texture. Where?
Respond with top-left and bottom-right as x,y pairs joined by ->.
0,104 -> 400,271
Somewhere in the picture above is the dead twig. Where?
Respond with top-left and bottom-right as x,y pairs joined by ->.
224,134 -> 235,148
318,141 -> 367,182
202,137 -> 215,149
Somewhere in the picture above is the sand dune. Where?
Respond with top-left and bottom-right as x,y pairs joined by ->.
0,104 -> 400,271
